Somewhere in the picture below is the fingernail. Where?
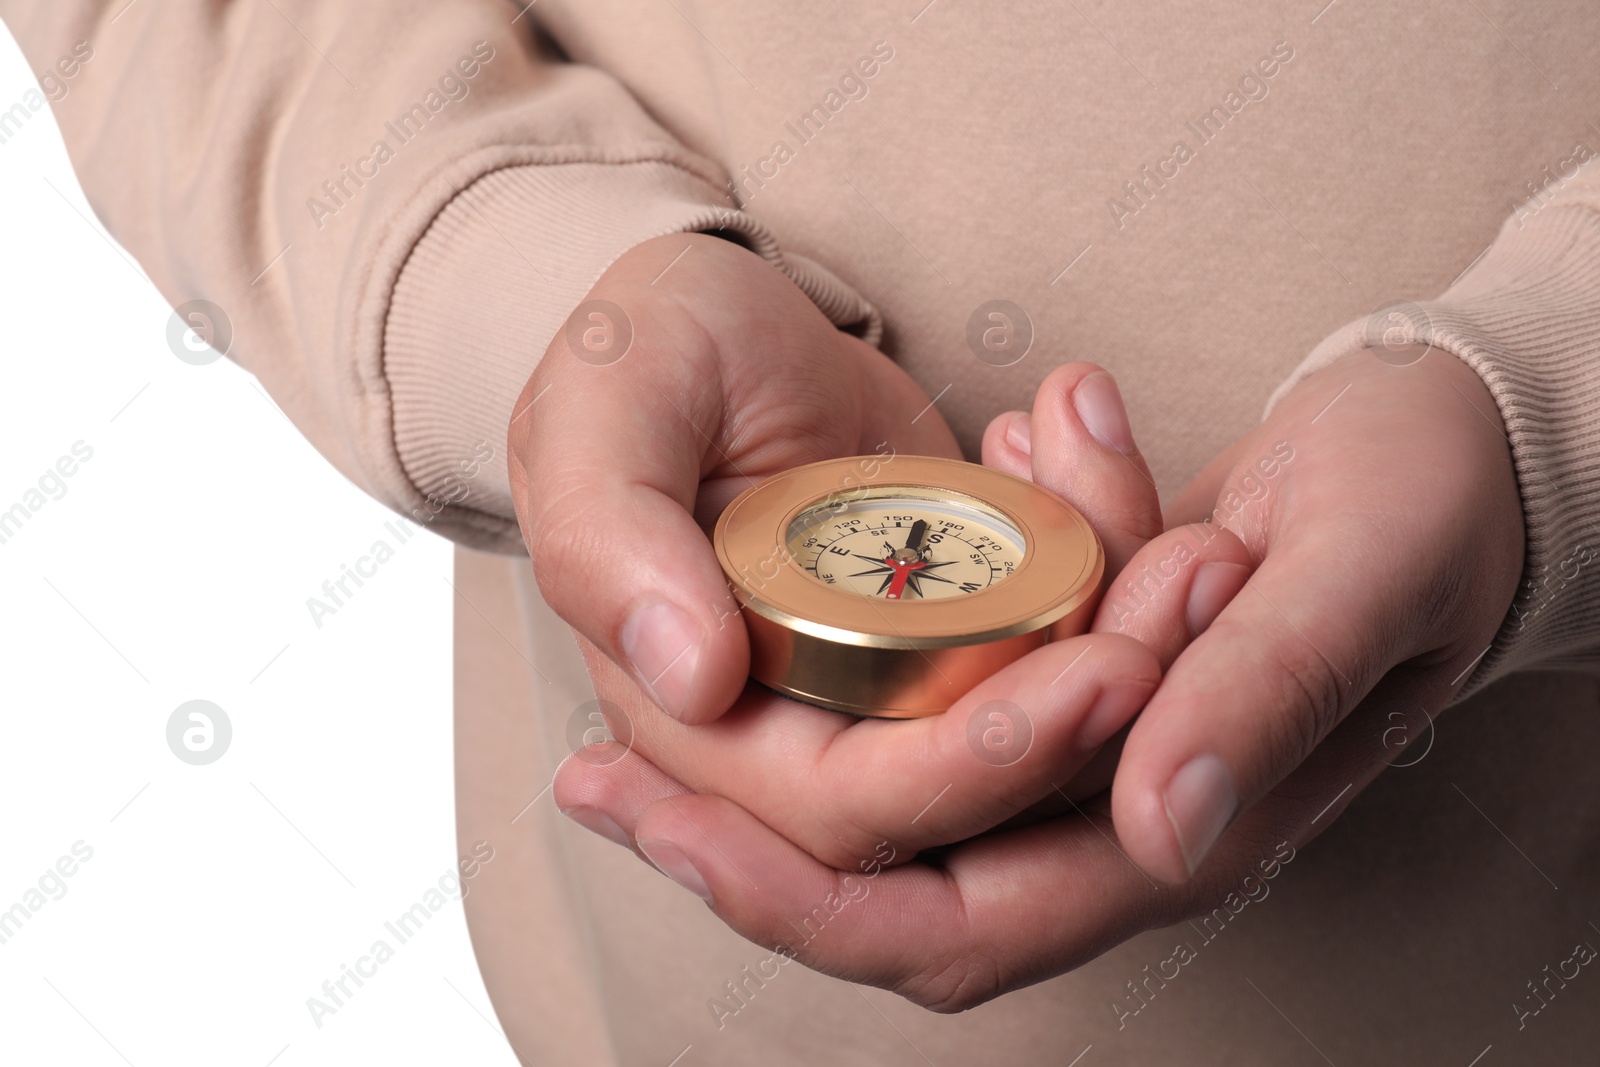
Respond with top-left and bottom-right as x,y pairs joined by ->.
620,599 -> 702,720
1162,754 -> 1236,877
637,839 -> 714,903
1186,562 -> 1251,636
1076,680 -> 1154,752
560,806 -> 632,850
1005,411 -> 1032,456
1072,372 -> 1136,454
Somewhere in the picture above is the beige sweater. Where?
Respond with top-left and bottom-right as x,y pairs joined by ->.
9,1 -> 1600,1062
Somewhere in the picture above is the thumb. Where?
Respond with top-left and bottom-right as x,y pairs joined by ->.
508,294 -> 749,725
1108,529 -> 1441,883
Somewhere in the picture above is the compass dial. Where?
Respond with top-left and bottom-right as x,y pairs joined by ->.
785,490 -> 1025,601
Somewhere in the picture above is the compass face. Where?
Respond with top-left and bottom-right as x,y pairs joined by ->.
785,489 -> 1026,601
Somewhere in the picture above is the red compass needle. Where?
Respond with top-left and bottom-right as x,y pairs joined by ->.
883,557 -> 927,600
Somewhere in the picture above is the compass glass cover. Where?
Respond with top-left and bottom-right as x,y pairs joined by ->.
785,487 -> 1026,601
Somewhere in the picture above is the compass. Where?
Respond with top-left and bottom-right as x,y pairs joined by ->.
713,454 -> 1104,717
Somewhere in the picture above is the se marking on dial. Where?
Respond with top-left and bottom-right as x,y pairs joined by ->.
788,498 -> 1024,600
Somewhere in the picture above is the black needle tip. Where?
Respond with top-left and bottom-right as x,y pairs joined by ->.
905,518 -> 928,553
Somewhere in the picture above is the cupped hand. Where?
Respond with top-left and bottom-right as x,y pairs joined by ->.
561,344 -> 1522,1011
508,231 -> 961,726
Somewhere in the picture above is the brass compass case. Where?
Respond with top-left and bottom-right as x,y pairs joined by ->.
713,454 -> 1105,718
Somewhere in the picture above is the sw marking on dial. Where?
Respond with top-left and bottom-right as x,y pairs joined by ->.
787,497 -> 1024,600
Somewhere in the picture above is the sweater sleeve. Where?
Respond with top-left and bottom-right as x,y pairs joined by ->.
1264,155 -> 1600,700
0,1 -> 879,555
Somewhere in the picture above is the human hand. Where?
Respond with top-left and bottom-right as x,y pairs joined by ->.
556,345 -> 1521,1011
508,232 -> 960,725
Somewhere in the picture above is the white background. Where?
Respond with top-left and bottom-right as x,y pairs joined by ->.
0,27 -> 518,1067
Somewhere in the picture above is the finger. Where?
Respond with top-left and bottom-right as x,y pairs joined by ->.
579,630 -> 1161,870
1028,362 -> 1163,576
1108,526 -> 1438,884
629,790 -> 1178,1012
984,724 -> 1129,834
807,633 -> 1159,862
1093,521 -> 1255,669
1008,522 -> 1256,827
552,746 -> 691,853
979,409 -> 1033,481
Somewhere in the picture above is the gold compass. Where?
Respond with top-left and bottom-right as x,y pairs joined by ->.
713,454 -> 1104,718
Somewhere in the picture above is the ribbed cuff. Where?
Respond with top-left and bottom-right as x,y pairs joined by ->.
1264,192 -> 1600,700
381,160 -> 881,555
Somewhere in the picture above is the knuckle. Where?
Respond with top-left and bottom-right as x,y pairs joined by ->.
1265,641 -> 1345,766
553,752 -> 623,809
803,804 -> 894,873
893,950 -> 1006,1014
527,485 -> 608,585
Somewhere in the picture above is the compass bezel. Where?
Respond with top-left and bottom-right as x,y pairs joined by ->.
715,455 -> 1103,651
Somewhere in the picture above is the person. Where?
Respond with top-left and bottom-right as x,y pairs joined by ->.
9,0 -> 1600,1062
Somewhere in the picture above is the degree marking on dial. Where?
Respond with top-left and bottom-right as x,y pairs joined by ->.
795,504 -> 1022,601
